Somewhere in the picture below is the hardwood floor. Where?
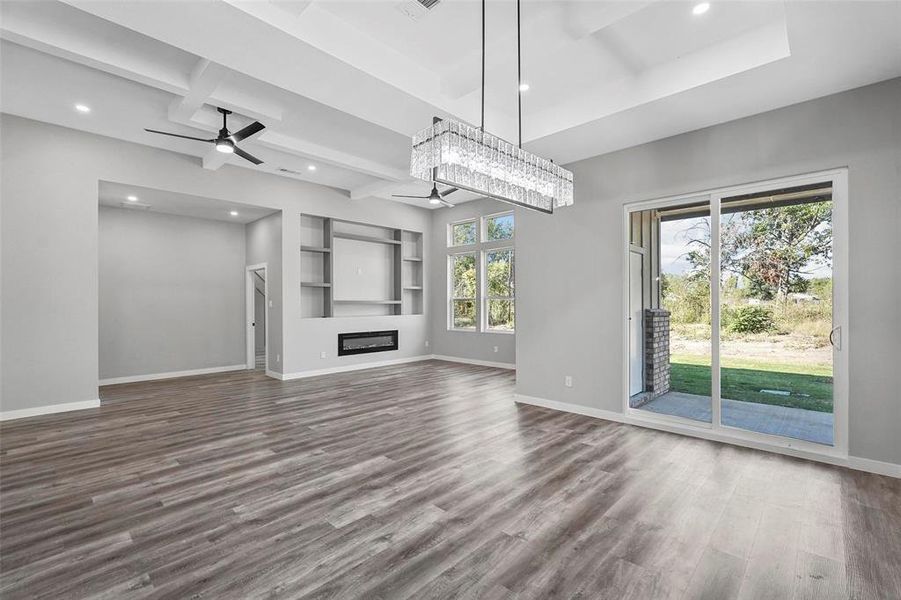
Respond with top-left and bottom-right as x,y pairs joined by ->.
1,360 -> 899,599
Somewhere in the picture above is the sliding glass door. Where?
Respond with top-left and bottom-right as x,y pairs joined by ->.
625,171 -> 847,452
718,186 -> 835,445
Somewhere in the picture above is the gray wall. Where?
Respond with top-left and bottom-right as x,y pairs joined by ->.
245,212 -> 282,371
99,206 -> 246,380
0,114 -> 430,414
428,197 -> 516,365
516,78 -> 901,465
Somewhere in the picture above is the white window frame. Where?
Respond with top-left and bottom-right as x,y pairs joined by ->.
446,211 -> 516,333
482,246 -> 515,333
482,210 -> 515,244
448,251 -> 478,331
448,218 -> 478,247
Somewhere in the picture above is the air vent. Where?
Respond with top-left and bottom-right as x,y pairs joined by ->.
396,0 -> 440,21
120,201 -> 151,210
277,167 -> 304,176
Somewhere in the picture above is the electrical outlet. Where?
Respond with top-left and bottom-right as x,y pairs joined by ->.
276,354 -> 280,363
493,346 -> 498,353
564,376 -> 573,388
320,351 -> 327,359
425,340 -> 430,347
268,300 -> 273,308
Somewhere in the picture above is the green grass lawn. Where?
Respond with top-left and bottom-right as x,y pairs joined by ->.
669,353 -> 834,412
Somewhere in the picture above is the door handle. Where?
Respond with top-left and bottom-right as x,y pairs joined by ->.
829,326 -> 841,350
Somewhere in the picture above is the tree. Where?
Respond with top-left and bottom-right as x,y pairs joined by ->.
682,202 -> 832,299
734,202 -> 832,298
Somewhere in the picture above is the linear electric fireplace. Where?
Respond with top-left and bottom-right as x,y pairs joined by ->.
338,330 -> 399,356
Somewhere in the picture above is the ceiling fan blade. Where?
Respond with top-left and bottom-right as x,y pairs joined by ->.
234,146 -> 264,165
391,194 -> 430,199
438,199 -> 456,208
440,187 -> 459,197
230,121 -> 265,142
144,128 -> 214,143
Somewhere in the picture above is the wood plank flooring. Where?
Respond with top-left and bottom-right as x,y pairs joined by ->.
1,360 -> 899,599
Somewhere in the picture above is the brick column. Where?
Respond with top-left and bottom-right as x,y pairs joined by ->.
644,309 -> 670,398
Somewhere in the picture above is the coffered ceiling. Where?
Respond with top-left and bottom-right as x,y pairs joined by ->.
2,0 -> 899,208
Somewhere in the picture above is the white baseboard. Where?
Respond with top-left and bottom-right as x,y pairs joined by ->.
0,399 -> 101,421
845,456 -> 901,478
514,394 -> 900,479
431,355 -> 515,370
276,355 -> 433,380
99,364 -> 247,386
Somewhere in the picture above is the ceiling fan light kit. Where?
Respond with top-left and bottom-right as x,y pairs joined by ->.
408,0 -> 573,213
215,139 -> 235,153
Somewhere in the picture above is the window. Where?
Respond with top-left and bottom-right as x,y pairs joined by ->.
447,212 -> 515,333
485,213 -> 514,241
450,253 -> 477,329
450,220 -> 477,246
485,248 -> 514,331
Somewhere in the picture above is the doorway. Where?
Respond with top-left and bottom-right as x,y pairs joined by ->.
246,264 -> 268,371
623,170 -> 848,455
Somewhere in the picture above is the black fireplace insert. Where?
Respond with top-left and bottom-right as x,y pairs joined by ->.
338,330 -> 399,356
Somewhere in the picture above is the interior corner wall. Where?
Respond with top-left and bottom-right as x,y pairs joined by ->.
428,197 -> 516,366
245,212 -> 283,373
0,114 -> 431,414
516,77 -> 901,466
98,206 -> 246,381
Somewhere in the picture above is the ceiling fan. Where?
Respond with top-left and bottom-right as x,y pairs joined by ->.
393,182 -> 458,208
144,107 -> 265,165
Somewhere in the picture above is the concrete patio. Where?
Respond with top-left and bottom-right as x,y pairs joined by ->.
637,391 -> 834,446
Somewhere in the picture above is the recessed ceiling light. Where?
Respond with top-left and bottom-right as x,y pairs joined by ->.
75,104 -> 91,113
126,195 -> 138,202
693,2 -> 710,15
519,83 -> 530,92
229,210 -> 239,216
307,164 -> 317,171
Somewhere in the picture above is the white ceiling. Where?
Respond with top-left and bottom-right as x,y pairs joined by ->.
99,181 -> 278,225
2,0 -> 900,209
99,182 -> 280,224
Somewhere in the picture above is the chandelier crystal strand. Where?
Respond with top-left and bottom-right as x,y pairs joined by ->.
410,118 -> 573,213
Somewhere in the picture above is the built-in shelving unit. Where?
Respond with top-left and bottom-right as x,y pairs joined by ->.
300,214 -> 423,318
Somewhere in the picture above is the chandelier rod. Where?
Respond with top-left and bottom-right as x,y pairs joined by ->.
517,0 -> 522,149
480,0 -> 486,133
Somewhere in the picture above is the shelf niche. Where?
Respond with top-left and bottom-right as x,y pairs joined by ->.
300,214 -> 423,318
300,214 -> 333,318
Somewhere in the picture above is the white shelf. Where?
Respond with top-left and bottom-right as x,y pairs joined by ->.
333,233 -> 401,245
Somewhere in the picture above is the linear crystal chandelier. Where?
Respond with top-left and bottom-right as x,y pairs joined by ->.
409,0 -> 573,214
